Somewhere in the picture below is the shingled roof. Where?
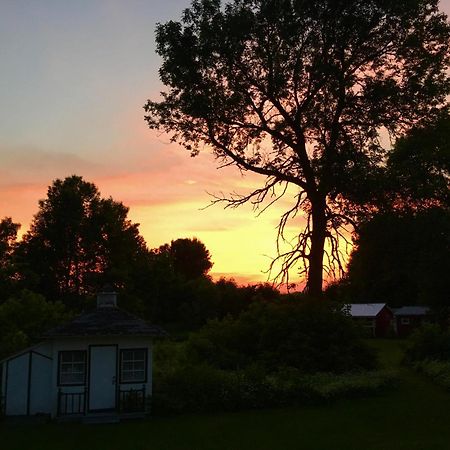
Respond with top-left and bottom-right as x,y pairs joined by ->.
43,307 -> 167,338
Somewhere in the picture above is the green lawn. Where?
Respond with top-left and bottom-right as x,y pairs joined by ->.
2,340 -> 450,450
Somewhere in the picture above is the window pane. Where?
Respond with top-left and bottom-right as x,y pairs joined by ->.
133,362 -> 145,371
72,352 -> 85,363
132,350 -> 145,361
120,349 -> 146,382
60,372 -> 84,384
61,364 -> 71,373
122,350 -> 134,362
123,362 -> 134,371
133,370 -> 145,380
59,351 -> 86,385
73,363 -> 85,372
61,352 -> 73,363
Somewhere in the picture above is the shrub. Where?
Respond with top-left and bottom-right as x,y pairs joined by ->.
405,324 -> 450,363
185,301 -> 376,374
152,363 -> 398,414
152,302 -> 385,414
413,360 -> 450,390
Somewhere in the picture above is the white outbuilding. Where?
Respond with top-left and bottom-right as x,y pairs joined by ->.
0,289 -> 165,422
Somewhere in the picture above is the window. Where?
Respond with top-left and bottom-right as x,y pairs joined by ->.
401,318 -> 410,325
120,349 -> 147,383
59,351 -> 86,385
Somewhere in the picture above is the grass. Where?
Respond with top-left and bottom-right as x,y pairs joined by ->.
2,339 -> 450,450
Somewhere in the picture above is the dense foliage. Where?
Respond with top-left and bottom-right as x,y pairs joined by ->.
343,208 -> 450,307
405,324 -> 450,363
185,302 -> 376,373
152,301 -> 391,413
153,363 -> 396,414
385,113 -> 450,209
11,176 -> 149,307
405,324 -> 450,392
156,238 -> 213,281
0,290 -> 69,359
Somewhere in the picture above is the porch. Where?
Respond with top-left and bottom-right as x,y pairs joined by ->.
57,385 -> 148,422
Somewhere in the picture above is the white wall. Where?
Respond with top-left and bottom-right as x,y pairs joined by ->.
52,336 -> 153,417
29,351 -> 53,415
2,337 -> 153,417
3,343 -> 53,416
5,353 -> 29,415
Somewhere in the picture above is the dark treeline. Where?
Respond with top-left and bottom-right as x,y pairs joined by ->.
0,175 -> 282,358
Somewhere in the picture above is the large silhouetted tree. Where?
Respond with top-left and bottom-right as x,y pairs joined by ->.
17,176 -> 148,303
145,0 -> 450,295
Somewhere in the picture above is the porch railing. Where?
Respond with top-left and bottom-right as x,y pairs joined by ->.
118,385 -> 146,413
57,389 -> 87,416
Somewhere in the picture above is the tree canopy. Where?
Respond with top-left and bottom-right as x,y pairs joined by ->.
385,113 -> 450,209
0,290 -> 69,359
0,217 -> 20,267
344,207 -> 450,308
156,237 -> 213,281
145,0 -> 450,295
17,176 -> 148,304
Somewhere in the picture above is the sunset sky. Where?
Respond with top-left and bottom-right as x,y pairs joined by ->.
1,0 -> 449,286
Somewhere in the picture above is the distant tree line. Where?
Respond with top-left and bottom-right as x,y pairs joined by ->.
0,175 -> 281,357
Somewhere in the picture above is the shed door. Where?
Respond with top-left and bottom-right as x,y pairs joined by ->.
89,346 -> 117,411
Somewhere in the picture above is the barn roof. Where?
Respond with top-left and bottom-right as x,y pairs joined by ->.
43,307 -> 167,338
393,306 -> 431,317
346,303 -> 388,318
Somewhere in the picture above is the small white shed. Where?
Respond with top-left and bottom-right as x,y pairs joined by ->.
0,289 -> 165,421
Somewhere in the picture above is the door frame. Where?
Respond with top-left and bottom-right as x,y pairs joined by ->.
87,344 -> 118,413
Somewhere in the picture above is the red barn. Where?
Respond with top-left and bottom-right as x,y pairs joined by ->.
393,306 -> 431,337
347,303 -> 394,337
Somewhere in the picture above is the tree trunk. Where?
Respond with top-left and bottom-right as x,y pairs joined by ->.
306,195 -> 327,297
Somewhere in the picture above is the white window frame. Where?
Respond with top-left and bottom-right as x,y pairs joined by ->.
59,350 -> 87,386
120,349 -> 147,384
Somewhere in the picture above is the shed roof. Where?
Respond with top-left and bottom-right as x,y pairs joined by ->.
43,308 -> 167,338
393,306 -> 431,317
347,303 -> 388,318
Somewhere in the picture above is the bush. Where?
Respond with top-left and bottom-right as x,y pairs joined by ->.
0,290 -> 70,359
152,362 -> 398,414
152,302 -> 385,414
405,324 -> 450,363
413,360 -> 450,390
185,301 -> 376,374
